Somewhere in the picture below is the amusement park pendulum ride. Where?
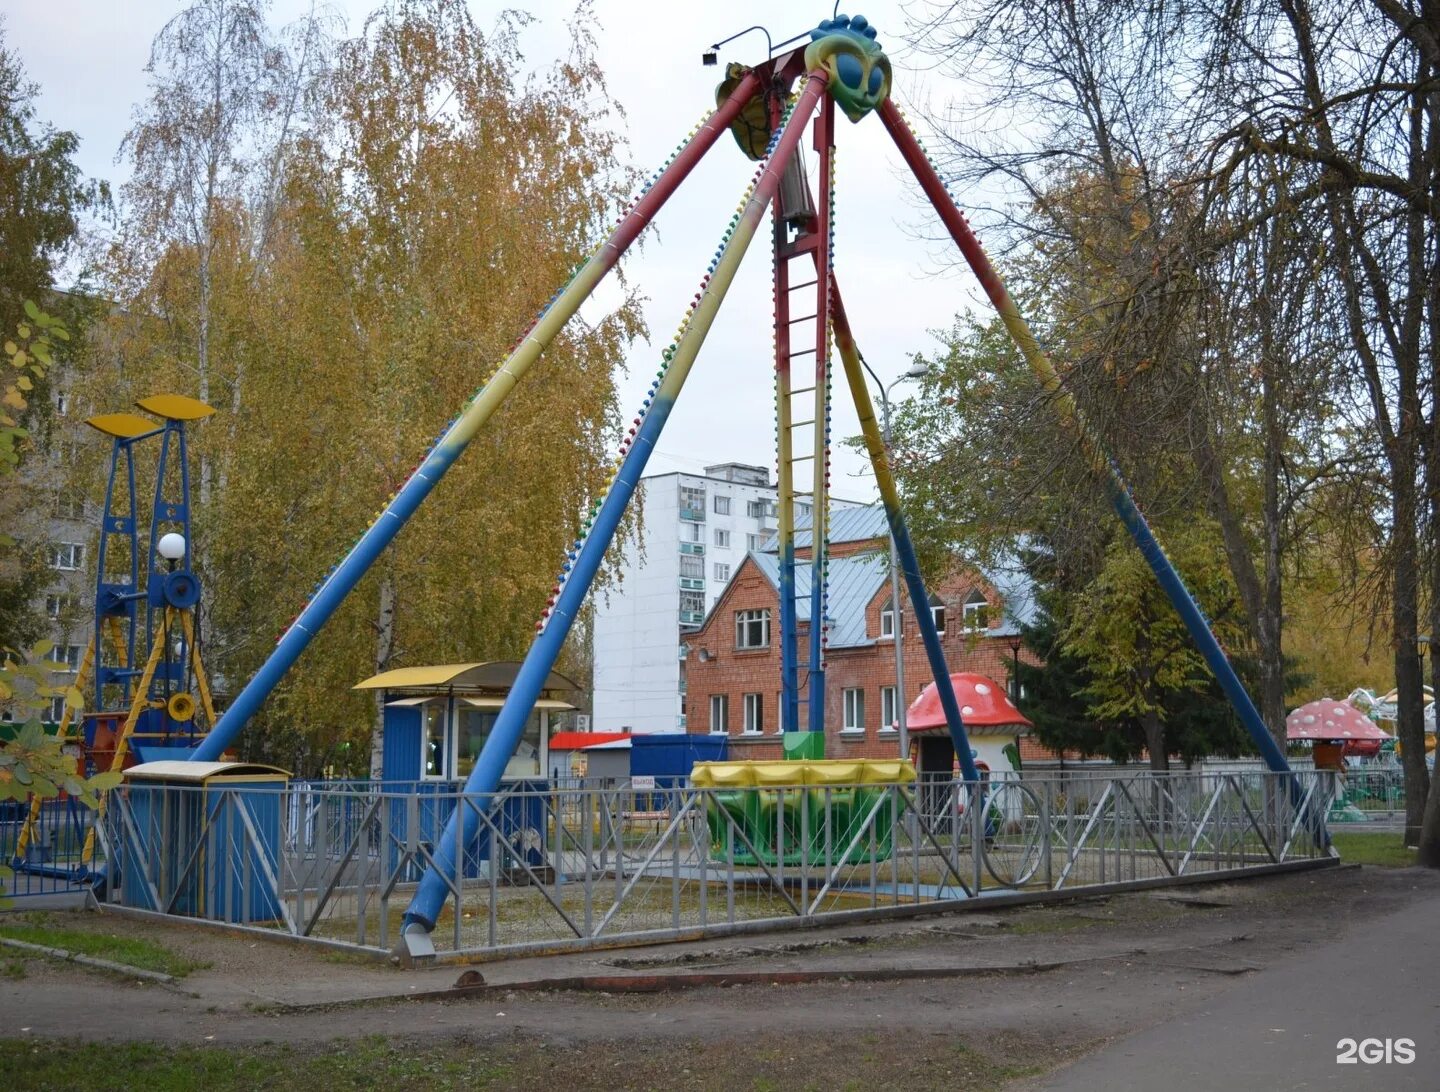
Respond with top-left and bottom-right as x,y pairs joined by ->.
52,13 -> 1298,948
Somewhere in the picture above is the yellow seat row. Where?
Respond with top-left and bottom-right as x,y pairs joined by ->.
690,759 -> 916,788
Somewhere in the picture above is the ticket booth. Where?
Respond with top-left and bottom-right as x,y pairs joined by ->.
354,662 -> 579,879
353,661 -> 579,785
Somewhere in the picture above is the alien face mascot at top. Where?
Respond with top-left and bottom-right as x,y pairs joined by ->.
805,14 -> 892,122
716,14 -> 894,160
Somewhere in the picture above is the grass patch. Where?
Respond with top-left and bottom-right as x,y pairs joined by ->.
3,958 -> 25,980
996,911 -> 1099,936
0,1030 -> 1060,1091
1329,831 -> 1417,868
0,922 -> 208,978
0,1037 -> 511,1091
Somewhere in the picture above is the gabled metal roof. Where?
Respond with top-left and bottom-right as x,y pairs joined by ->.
761,504 -> 889,551
750,548 -> 890,648
756,504 -> 1039,640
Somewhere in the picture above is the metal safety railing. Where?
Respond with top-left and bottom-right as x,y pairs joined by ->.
85,769 -> 1337,956
1,795 -> 98,900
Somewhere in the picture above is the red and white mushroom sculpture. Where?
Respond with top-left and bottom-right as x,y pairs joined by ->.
906,672 -> 1033,732
1285,699 -> 1390,742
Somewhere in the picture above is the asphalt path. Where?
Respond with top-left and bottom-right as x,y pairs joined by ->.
1040,888 -> 1440,1090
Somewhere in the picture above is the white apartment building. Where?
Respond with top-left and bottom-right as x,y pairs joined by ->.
592,462 -> 859,733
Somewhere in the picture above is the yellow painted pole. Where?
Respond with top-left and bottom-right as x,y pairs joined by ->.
13,637 -> 95,860
82,613 -> 169,864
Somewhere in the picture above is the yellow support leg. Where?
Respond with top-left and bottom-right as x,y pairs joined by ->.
178,610 -> 216,728
13,636 -> 96,861
81,612 -> 170,865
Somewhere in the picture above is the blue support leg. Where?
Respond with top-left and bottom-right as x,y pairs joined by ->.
400,75 -> 829,937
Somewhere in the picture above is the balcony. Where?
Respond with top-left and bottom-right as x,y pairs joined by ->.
679,506 -> 706,522
679,542 -> 705,556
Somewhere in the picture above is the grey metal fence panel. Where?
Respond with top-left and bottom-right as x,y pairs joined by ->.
95,770 -> 1338,957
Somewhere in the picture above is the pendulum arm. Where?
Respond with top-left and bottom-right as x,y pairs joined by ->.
190,70 -> 767,762
401,72 -> 832,937
877,100 -> 1292,777
830,287 -> 982,785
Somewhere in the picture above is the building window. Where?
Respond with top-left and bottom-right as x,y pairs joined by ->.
710,694 -> 729,733
52,644 -> 83,673
47,695 -> 68,723
713,528 -> 730,548
879,597 -> 899,639
46,594 -> 79,620
680,554 -> 704,579
962,591 -> 987,633
743,692 -> 763,733
746,533 -> 764,552
747,499 -> 766,518
679,485 -> 706,521
48,543 -> 84,571
797,502 -> 811,519
680,590 -> 706,625
713,562 -> 730,583
682,521 -> 703,543
842,688 -> 865,732
53,493 -> 85,520
713,495 -> 731,515
735,609 -> 770,649
880,686 -> 898,732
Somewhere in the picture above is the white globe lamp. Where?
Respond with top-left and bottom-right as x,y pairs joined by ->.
157,532 -> 187,563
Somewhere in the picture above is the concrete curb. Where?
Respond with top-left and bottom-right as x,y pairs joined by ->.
262,935 -> 1258,1010
0,936 -> 176,984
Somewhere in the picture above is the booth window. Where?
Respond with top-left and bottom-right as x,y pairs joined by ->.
456,708 -> 493,779
422,702 -> 447,779
455,706 -> 543,779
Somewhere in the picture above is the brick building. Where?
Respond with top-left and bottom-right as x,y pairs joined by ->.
684,506 -> 1037,760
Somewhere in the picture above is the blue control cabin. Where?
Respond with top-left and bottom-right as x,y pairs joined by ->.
352,661 -> 579,784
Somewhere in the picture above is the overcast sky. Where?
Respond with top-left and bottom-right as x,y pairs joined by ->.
5,1 -> 992,501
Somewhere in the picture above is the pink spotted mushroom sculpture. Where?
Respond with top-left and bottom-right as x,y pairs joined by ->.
1285,698 -> 1391,765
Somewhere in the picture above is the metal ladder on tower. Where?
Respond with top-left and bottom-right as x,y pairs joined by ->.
773,96 -> 835,740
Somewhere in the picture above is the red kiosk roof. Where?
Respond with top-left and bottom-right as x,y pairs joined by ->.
548,731 -> 631,751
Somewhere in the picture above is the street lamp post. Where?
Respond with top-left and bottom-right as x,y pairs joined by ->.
860,355 -> 930,760
1007,633 -> 1023,703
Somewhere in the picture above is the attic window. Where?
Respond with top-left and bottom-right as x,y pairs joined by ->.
881,594 -> 946,637
962,590 -> 988,633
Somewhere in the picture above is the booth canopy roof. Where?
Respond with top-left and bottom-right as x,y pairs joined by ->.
125,760 -> 290,782
907,672 -> 1033,732
354,661 -> 580,693
1286,699 -> 1391,741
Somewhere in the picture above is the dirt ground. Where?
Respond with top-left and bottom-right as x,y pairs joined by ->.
3,862 -> 1437,1090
